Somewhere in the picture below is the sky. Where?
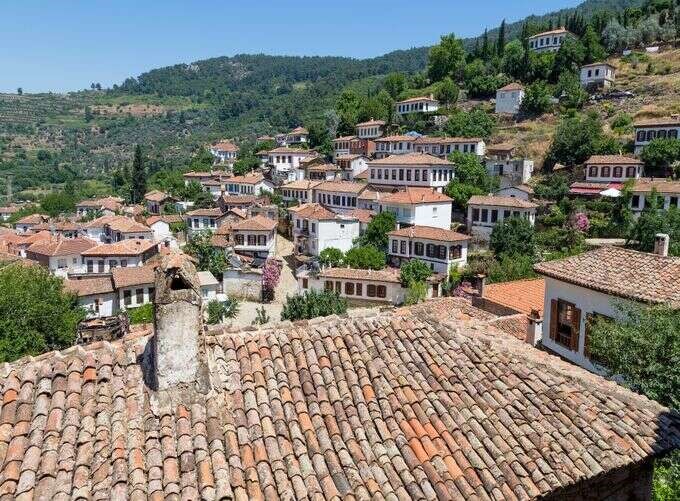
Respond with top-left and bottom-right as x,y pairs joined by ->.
0,0 -> 582,93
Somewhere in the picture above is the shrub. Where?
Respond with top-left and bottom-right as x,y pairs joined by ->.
127,303 -> 154,325
520,81 -> 552,115
405,281 -> 428,305
252,306 -> 270,326
206,298 -> 240,324
319,247 -> 344,267
344,246 -> 386,270
486,254 -> 537,284
281,289 -> 348,321
489,217 -> 535,257
400,259 -> 432,287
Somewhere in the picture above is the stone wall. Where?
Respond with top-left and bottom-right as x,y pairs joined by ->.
222,268 -> 262,301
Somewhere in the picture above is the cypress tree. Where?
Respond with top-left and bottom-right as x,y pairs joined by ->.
131,145 -> 147,204
497,19 -> 506,57
481,29 -> 490,60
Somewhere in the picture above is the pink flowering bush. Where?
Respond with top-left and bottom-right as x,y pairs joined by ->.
573,212 -> 590,233
262,259 -> 282,302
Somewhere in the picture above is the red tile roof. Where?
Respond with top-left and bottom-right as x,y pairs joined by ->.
226,173 -> 266,185
288,203 -> 337,221
63,276 -> 114,296
529,27 -> 573,37
631,178 -> 680,194
585,155 -> 643,165
388,225 -> 469,242
380,187 -> 452,205
82,239 -> 157,257
281,180 -> 322,190
396,95 -> 438,104
267,147 -> 317,155
467,195 -> 538,209
356,119 -> 385,127
185,208 -> 223,217
75,197 -> 123,212
212,140 -> 238,152
231,215 -> 277,232
16,214 -> 48,225
498,82 -> 524,91
111,265 -> 156,288
535,246 -> 680,306
634,117 -> 680,128
368,152 -> 454,166
318,266 -> 401,283
346,208 -> 375,224
0,305 -> 677,499
27,237 -> 97,257
143,190 -> 175,202
146,215 -> 183,225
483,278 -> 546,316
315,181 -> 366,194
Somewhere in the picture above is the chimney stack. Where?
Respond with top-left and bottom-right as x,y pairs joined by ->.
474,274 -> 487,297
526,309 -> 543,347
654,233 -> 670,257
152,253 -> 209,393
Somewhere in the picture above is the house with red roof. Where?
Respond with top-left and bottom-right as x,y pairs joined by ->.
467,194 -> 538,240
495,82 -> 525,114
387,225 -> 469,273
209,140 -> 239,166
528,27 -> 575,52
379,187 -> 453,230
367,153 -> 455,192
395,95 -> 440,115
288,203 -> 360,256
231,215 -> 278,258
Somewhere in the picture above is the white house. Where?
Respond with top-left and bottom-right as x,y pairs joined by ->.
355,119 -> 385,139
275,127 -> 308,147
528,28 -> 575,53
413,136 -> 486,158
184,208 -> 225,237
379,187 -> 453,230
367,153 -> 455,192
80,239 -> 159,274
266,147 -> 319,175
25,237 -> 97,277
306,163 -> 341,181
495,83 -> 525,114
585,155 -> 643,183
0,206 -> 19,221
289,203 -> 360,256
580,63 -> 616,89
313,181 -> 365,212
535,242 -> 679,372
210,140 -> 239,166
387,226 -> 469,274
224,173 -> 274,196
395,96 -> 440,115
75,197 -> 123,218
334,155 -> 369,181
146,215 -> 182,248
485,143 -> 534,188
197,270 -> 223,303
630,178 -> 680,215
633,117 -> 680,154
64,277 -> 117,318
14,214 -> 49,234
466,195 -> 538,240
83,215 -> 153,243
280,180 -> 322,205
496,184 -> 534,201
332,136 -> 356,157
231,216 -> 278,258
297,266 -> 443,305
111,265 -> 156,312
374,135 -> 417,159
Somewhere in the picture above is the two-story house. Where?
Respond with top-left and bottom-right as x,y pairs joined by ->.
217,194 -> 259,212
379,187 -> 453,230
413,136 -> 486,158
231,216 -> 277,258
306,164 -> 341,181
485,143 -> 534,188
630,178 -> 680,215
580,62 -> 616,89
395,95 -> 440,115
355,119 -> 385,139
535,241 -> 679,372
209,140 -> 239,166
184,208 -> 226,237
467,195 -> 538,240
495,83 -> 525,114
81,239 -> 159,274
374,135 -> 417,159
266,147 -> 319,176
224,173 -> 274,196
144,190 -> 177,215
313,181 -> 366,212
528,28 -> 575,53
64,277 -> 117,318
334,155 -> 369,181
111,265 -> 157,312
25,237 -> 97,277
367,153 -> 455,192
83,215 -> 153,243
633,117 -> 680,154
280,180 -> 322,205
15,214 -> 49,234
387,225 -> 469,273
289,203 -> 360,256
584,155 -> 643,183
0,206 -> 19,221
75,197 -> 123,218
275,126 -> 308,147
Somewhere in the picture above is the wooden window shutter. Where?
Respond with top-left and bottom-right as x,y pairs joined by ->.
549,300 -> 558,340
571,307 -> 582,351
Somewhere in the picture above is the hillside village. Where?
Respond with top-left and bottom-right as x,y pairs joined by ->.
1,0 -> 680,499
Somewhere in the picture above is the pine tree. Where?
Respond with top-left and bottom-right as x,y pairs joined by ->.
130,145 -> 147,204
481,29 -> 490,61
497,19 -> 506,57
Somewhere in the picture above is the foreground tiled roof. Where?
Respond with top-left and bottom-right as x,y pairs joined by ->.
15,214 -> 48,225
64,276 -> 115,296
467,195 -> 538,209
388,225 -> 469,242
111,265 -> 157,288
143,190 -> 175,202
380,187 -> 452,205
585,155 -> 643,165
0,306 -> 677,499
631,178 -> 680,194
346,208 -> 375,223
369,152 -> 453,166
535,246 -> 680,306
483,278 -> 546,316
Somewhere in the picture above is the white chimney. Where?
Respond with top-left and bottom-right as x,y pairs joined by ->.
654,233 -> 670,257
526,309 -> 543,347
152,253 -> 210,392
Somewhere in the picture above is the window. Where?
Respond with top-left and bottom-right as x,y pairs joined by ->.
392,240 -> 398,253
671,196 -> 679,207
481,209 -> 488,223
504,210 -> 511,219
588,166 -> 598,178
335,281 -> 341,293
311,223 -> 316,234
550,299 -> 581,351
491,210 -> 498,223
406,170 -> 411,181
422,170 -> 427,181
438,246 -> 447,260
601,166 -> 611,177
345,282 -> 354,295
324,281 -> 333,291
376,285 -> 387,298
356,283 -> 362,296
121,260 -> 128,267
626,166 -> 636,178
136,288 -> 144,304
399,170 -> 404,181
636,131 -> 646,142
414,242 -> 424,256
248,235 -> 257,246
302,278 -> 308,289
57,259 -> 67,269
235,234 -> 244,245
426,244 -> 436,258
257,235 -> 267,246
367,284 -> 376,297
124,290 -> 132,307
98,261 -> 105,273
414,170 -> 420,181
449,245 -> 462,259
472,208 -> 480,222
400,240 -> 407,254
670,129 -> 678,139
613,166 -> 623,178
149,288 -> 155,301
110,260 -> 118,269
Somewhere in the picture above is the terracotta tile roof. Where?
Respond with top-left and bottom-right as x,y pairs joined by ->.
288,203 -> 337,221
231,215 -> 277,232
467,195 -> 538,209
212,140 -> 238,152
185,208 -> 223,217
368,152 -> 454,166
219,194 -> 258,205
16,214 -> 48,225
631,178 -> 680,194
307,163 -> 339,172
582,61 -> 616,68
267,147 -> 317,155
83,215 -> 151,234
182,171 -> 215,178
27,237 -> 97,257
0,206 -> 19,214
388,225 -> 469,242
570,181 -> 623,195
82,239 -> 158,257
289,126 -> 308,134
63,276 -> 114,296
111,265 -> 156,288
146,215 -> 183,225
226,173 -> 266,185
483,278 -> 546,316
75,197 -> 123,212
346,208 -> 375,223
487,142 -> 515,153
318,266 -> 402,283
396,95 -> 438,104
535,246 -> 680,306
354,169 -> 369,180
16,231 -> 53,246
499,82 -> 524,91
333,135 -> 357,141
356,119 -> 386,127
415,136 -> 483,144
585,155 -> 643,165
634,117 -> 680,128
499,184 -> 534,195
529,27 -> 573,37
374,134 -> 417,143
315,181 -> 366,194
380,187 -> 452,204
281,180 -> 322,190
143,190 -> 175,202
226,207 -> 247,219
0,305 -> 678,499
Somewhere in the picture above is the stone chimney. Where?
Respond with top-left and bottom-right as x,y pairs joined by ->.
526,309 -> 543,347
474,274 -> 487,297
654,233 -> 670,257
152,253 -> 210,393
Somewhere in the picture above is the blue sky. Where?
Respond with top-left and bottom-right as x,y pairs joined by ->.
1,0 -> 581,93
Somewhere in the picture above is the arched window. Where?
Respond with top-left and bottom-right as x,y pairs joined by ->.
588,166 -> 598,177
626,166 -> 636,177
601,166 -> 611,177
646,130 -> 656,141
637,131 -> 646,142
613,166 -> 623,178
